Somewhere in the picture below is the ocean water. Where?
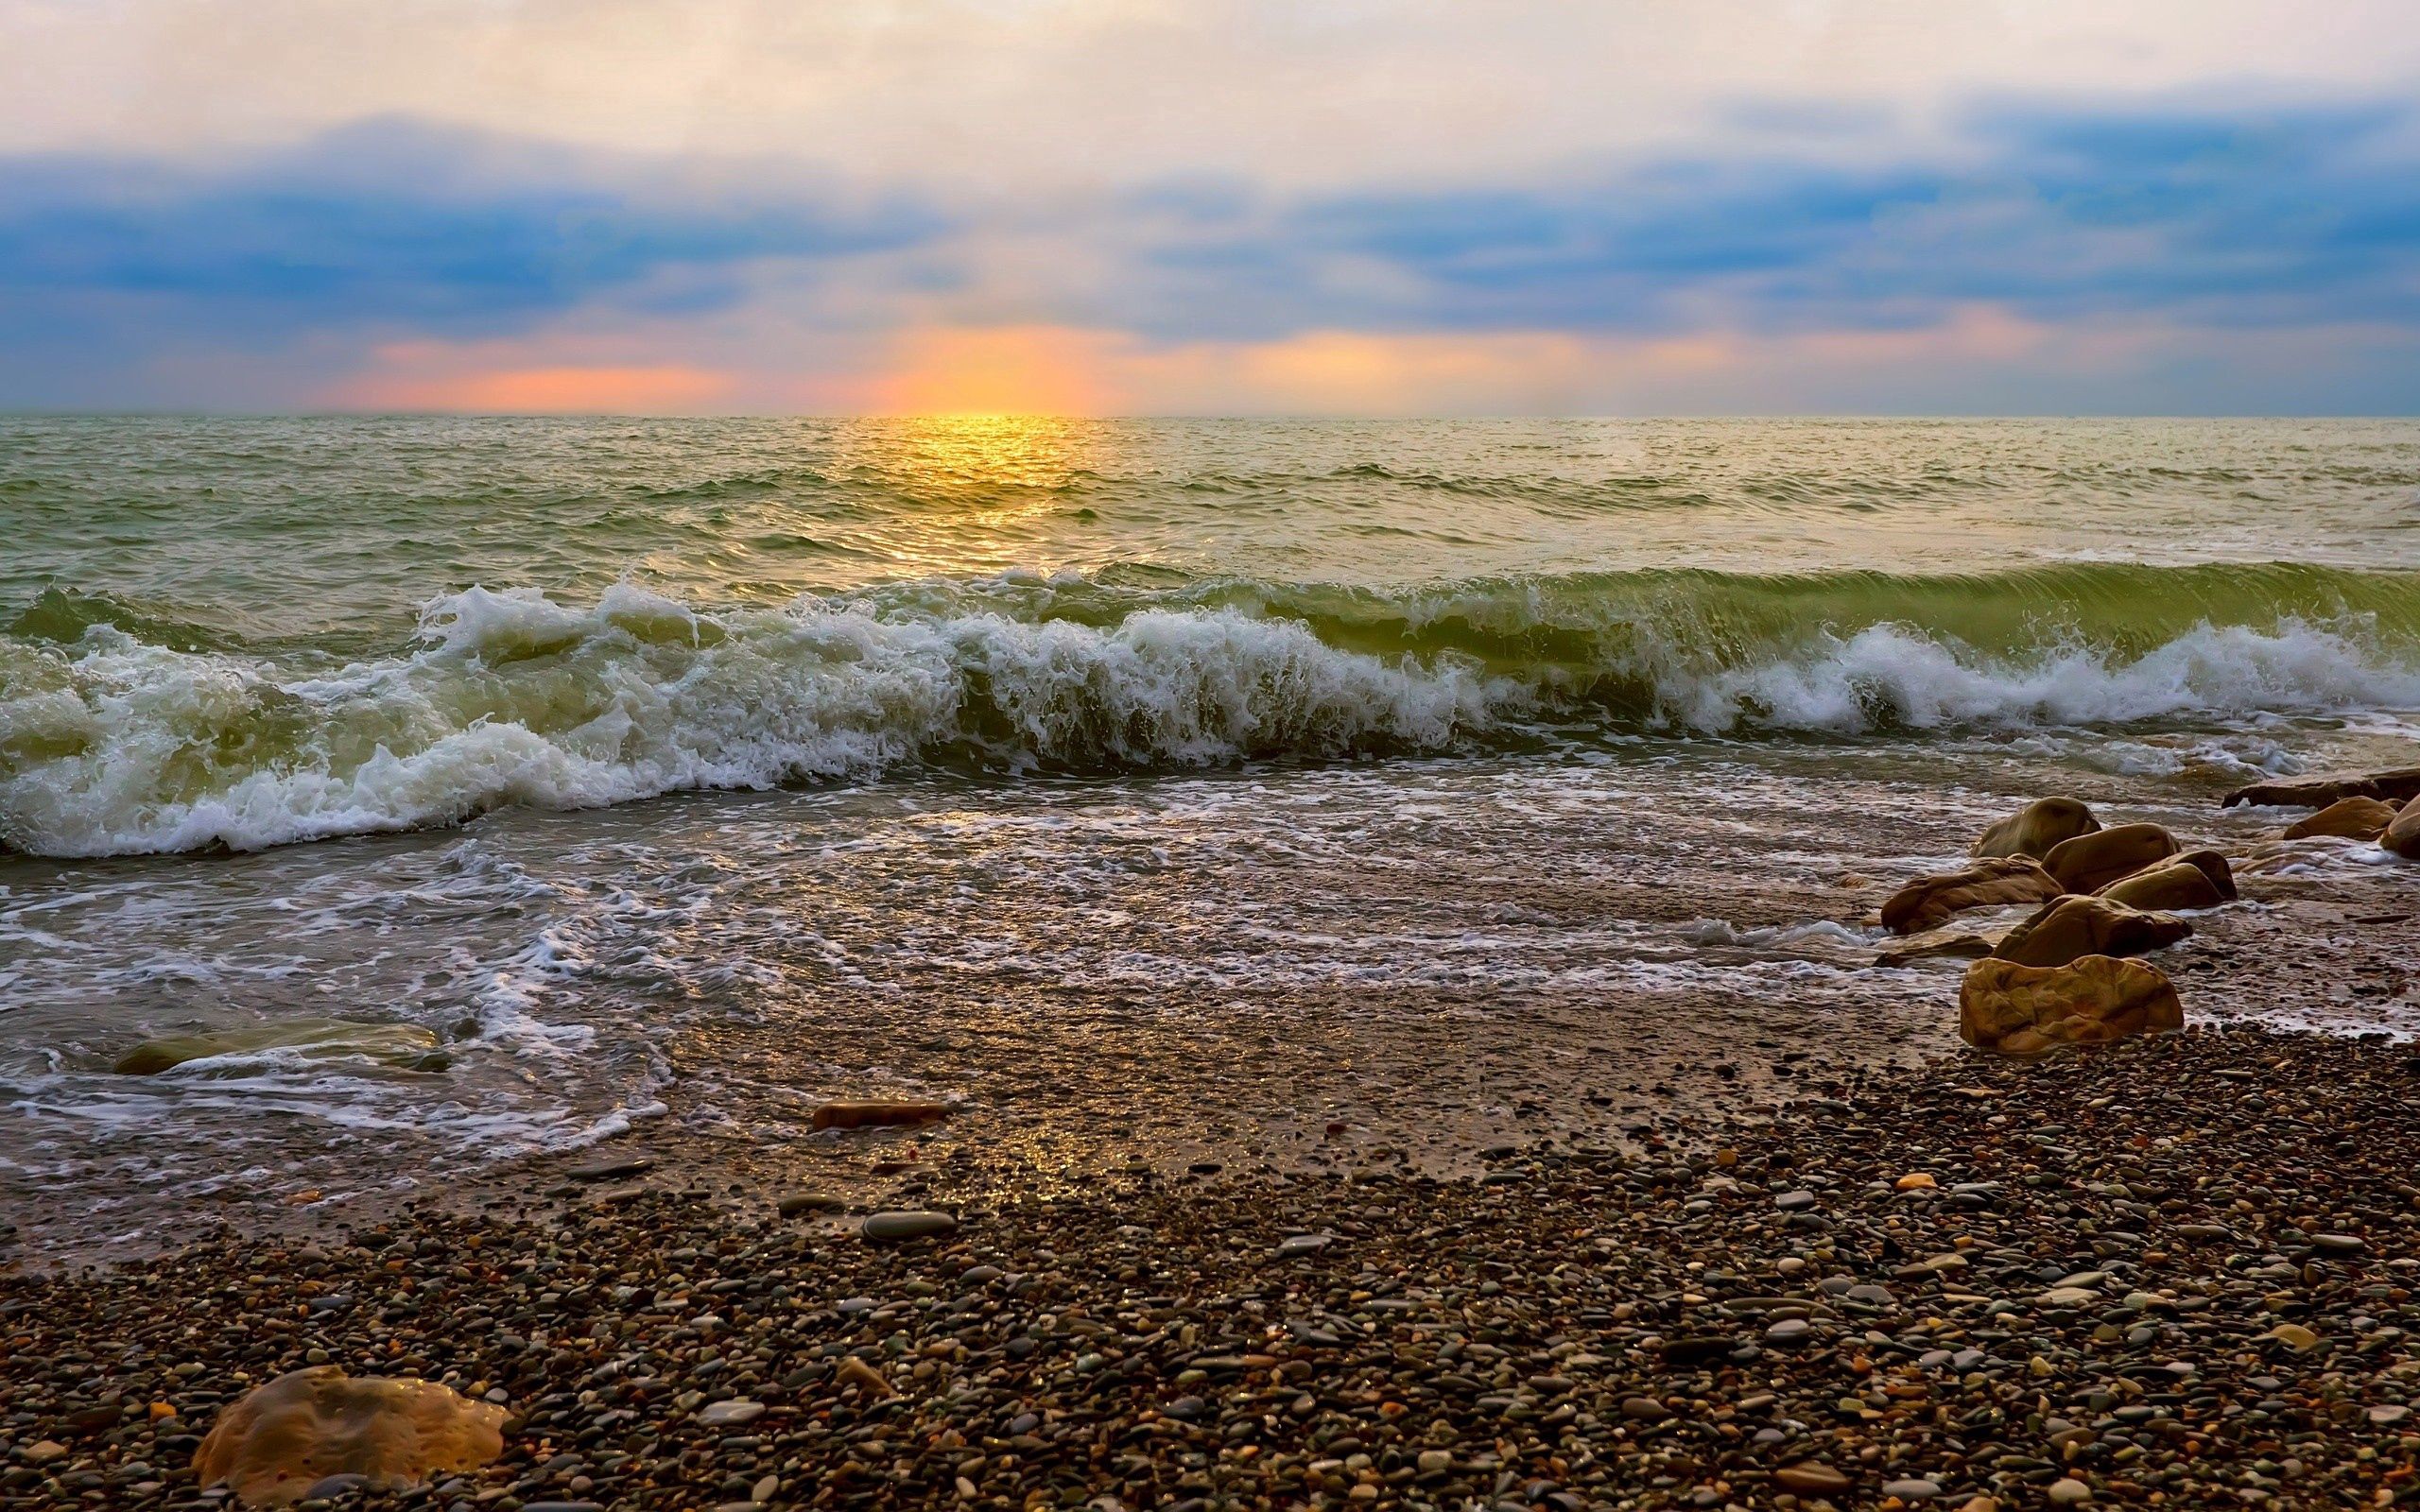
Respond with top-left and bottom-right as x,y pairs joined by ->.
7,416 -> 2420,1249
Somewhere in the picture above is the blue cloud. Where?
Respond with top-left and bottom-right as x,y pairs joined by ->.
0,117 -> 945,346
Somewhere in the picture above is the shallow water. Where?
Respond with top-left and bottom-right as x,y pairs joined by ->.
6,417 -> 2420,1255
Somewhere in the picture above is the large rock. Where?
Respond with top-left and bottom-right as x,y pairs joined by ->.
2385,795 -> 2420,860
195,1367 -> 507,1506
1992,896 -> 2190,969
1873,925 -> 2000,968
1971,798 -> 2099,859
112,1020 -> 445,1076
2224,766 -> 2420,809
2095,849 -> 2235,910
1958,954 -> 2185,1058
2284,796 -> 2398,841
1879,858 -> 2066,936
2042,823 -> 2179,895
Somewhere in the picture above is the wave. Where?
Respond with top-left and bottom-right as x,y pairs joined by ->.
6,562 -> 2420,857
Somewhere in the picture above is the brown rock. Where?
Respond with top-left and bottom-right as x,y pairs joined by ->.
1874,926 -> 1999,968
2386,794 -> 2420,860
810,1101 -> 951,1132
2094,853 -> 2230,912
2284,795 -> 2398,841
195,1366 -> 507,1507
2224,766 -> 2420,809
1959,954 -> 2184,1057
1774,1462 -> 1853,1495
2042,822 -> 2178,894
1971,797 -> 2099,859
1879,857 -> 2066,936
113,1020 -> 442,1076
1993,895 -> 2191,969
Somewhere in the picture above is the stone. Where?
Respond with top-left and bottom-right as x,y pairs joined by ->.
194,1366 -> 507,1507
1774,1462 -> 1851,1495
2283,796 -> 2398,841
2265,1322 -> 2319,1350
836,1358 -> 895,1399
566,1158 -> 653,1182
861,1211 -> 958,1243
112,1020 -> 443,1076
2224,766 -> 2420,809
1992,896 -> 2191,970
1958,954 -> 2185,1057
24,1440 -> 67,1464
1883,1480 -> 1944,1501
1874,926 -> 2000,968
1880,858 -> 2066,936
810,1101 -> 951,1132
2385,795 -> 2420,860
775,1193 -> 846,1217
696,1399 -> 764,1426
2093,855 -> 2229,912
2047,1479 -> 2092,1505
2042,823 -> 2180,894
1894,1172 -> 1936,1191
1972,797 -> 2099,859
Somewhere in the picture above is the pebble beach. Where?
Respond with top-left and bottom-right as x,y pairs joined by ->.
6,1022 -> 2415,1511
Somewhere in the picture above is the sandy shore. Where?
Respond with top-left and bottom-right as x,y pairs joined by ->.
4,1022 -> 2414,1510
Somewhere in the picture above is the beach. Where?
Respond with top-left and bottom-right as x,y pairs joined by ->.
6,417 -> 2420,1505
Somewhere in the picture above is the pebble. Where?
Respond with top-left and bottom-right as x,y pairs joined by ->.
4,1026 -> 2412,1512
859,1210 -> 958,1242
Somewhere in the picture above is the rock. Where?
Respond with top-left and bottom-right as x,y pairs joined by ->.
1958,954 -> 2185,1057
696,1399 -> 764,1426
2224,766 -> 2420,809
1883,1480 -> 1944,1501
24,1440 -> 67,1464
1880,858 -> 2066,936
566,1158 -> 653,1182
860,1211 -> 958,1243
776,1193 -> 846,1217
2047,1478 -> 2093,1505
810,1101 -> 951,1132
1774,1462 -> 1851,1495
1972,797 -> 2099,859
836,1357 -> 895,1399
2385,795 -> 2420,860
1874,926 -> 2000,968
194,1366 -> 507,1507
1894,1172 -> 1936,1191
2042,823 -> 2180,894
2094,854 -> 2230,912
2265,1322 -> 2319,1350
112,1020 -> 443,1076
1991,896 -> 2190,969
2283,796 -> 2398,841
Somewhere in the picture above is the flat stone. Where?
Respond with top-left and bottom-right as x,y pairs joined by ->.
1774,1463 -> 1851,1495
697,1399 -> 765,1426
2311,1233 -> 2367,1253
566,1158 -> 654,1182
1882,1479 -> 1943,1500
1773,1190 -> 1817,1211
776,1193 -> 846,1217
861,1211 -> 958,1243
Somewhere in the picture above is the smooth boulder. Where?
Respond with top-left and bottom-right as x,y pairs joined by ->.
1873,926 -> 2000,968
1971,797 -> 2099,859
2386,795 -> 2420,860
1959,954 -> 2185,1058
2284,796 -> 2398,841
1879,857 -> 2066,936
2095,851 -> 2231,911
2224,766 -> 2420,809
195,1367 -> 507,1507
2042,823 -> 2179,895
1992,896 -> 2190,969
113,1020 -> 445,1076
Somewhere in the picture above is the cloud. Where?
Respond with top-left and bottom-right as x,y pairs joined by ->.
3,94 -> 2420,412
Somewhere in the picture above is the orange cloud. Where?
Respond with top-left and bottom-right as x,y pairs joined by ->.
330,348 -> 735,413
860,325 -> 1116,416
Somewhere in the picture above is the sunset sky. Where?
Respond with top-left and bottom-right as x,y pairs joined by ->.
5,1 -> 2418,415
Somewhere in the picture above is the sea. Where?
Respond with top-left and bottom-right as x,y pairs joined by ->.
6,416 -> 2420,1254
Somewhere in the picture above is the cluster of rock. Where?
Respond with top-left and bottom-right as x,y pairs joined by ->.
2222,764 -> 2420,857
1878,798 -> 2226,1057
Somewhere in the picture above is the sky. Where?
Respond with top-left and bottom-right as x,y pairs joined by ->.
4,1 -> 2420,415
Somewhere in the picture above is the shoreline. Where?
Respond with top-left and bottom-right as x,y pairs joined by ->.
6,1022 -> 2416,1509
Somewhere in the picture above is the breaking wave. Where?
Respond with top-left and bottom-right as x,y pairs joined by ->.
7,562 -> 2420,857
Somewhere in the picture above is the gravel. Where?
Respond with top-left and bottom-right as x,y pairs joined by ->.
3,1023 -> 2417,1509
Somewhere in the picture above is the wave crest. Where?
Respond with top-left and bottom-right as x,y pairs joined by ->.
6,567 -> 2419,857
